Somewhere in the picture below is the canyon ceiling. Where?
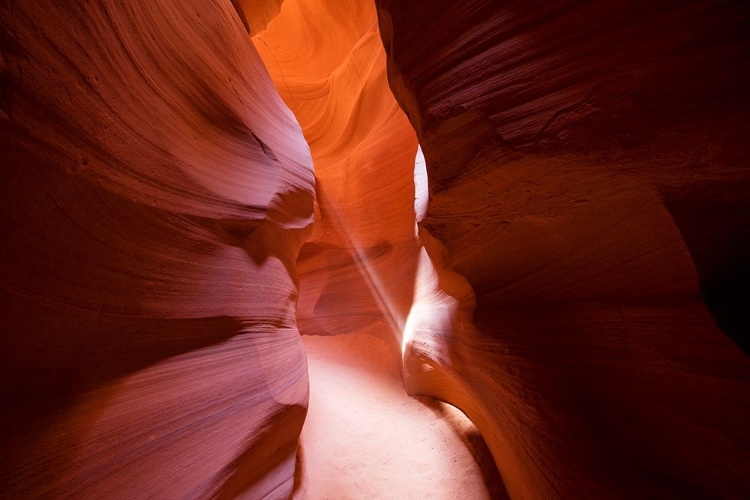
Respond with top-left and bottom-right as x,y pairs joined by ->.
2,0 -> 749,499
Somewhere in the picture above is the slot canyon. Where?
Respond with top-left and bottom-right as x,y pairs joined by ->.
1,0 -> 749,498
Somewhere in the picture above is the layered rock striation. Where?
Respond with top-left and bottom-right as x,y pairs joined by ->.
377,0 -> 750,498
1,1 -> 313,498
3,0 -> 750,498
253,0 -> 420,345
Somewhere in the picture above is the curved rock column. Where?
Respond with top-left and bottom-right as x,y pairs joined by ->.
1,1 -> 313,498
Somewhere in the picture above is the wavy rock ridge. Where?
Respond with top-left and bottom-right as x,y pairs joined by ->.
253,0 -> 420,345
2,0 -> 750,499
377,0 -> 750,498
1,1 -> 313,498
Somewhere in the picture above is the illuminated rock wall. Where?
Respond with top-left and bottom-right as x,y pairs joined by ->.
0,1 -> 313,498
377,0 -> 750,498
253,0 -> 420,344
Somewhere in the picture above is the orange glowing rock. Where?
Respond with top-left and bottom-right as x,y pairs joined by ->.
253,0 -> 420,345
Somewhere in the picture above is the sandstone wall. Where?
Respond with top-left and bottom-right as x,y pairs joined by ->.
376,1 -> 750,497
0,1 -> 313,498
254,0 -> 420,345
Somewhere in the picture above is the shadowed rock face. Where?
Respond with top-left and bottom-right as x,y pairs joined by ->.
1,1 -> 313,498
376,0 -> 750,498
234,0 -> 284,36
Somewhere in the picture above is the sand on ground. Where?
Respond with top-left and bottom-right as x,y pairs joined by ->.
293,333 -> 508,500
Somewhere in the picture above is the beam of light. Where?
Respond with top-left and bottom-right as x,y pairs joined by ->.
319,191 -> 406,346
316,146 -> 434,370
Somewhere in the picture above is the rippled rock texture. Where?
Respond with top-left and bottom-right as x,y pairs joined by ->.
253,0 -> 420,345
377,0 -> 750,498
1,1 -> 313,498
4,0 -> 750,499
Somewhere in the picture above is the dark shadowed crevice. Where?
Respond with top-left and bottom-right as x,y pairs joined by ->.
663,187 -> 750,354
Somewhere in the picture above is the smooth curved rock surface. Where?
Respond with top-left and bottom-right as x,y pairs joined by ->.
377,0 -> 750,498
1,1 -> 313,498
234,0 -> 285,36
253,0 -> 420,344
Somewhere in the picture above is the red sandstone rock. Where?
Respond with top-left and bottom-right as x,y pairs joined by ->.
377,0 -> 750,497
0,1 -> 313,498
253,0 -> 420,344
377,0 -> 750,498
234,0 -> 284,36
4,0 -> 750,498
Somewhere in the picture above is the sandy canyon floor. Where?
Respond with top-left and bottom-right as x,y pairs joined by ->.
293,333 -> 508,499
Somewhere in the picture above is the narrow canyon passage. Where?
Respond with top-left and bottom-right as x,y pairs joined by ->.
3,1 -> 750,498
294,333 -> 507,500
